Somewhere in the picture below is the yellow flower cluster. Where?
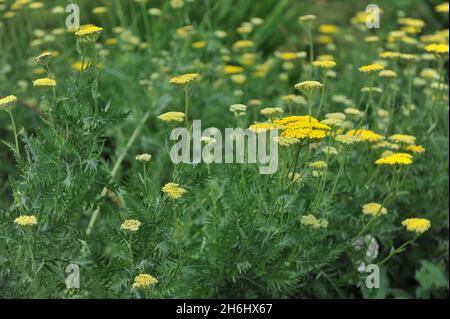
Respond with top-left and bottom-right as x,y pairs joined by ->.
401,218 -> 431,234
295,81 -> 323,92
224,65 -> 244,74
405,145 -> 425,154
162,183 -> 187,199
375,153 -> 413,165
335,134 -> 360,145
347,129 -> 384,142
157,112 -> 185,123
301,214 -> 329,229
274,116 -> 331,140
276,52 -> 301,61
435,2 -> 449,13
14,215 -> 38,227
33,78 -> 57,87
313,60 -> 336,69
389,134 -> 416,145
309,161 -> 328,170
261,107 -> 283,117
121,219 -> 142,232
249,123 -> 283,133
132,274 -> 158,289
169,73 -> 200,85
75,25 -> 104,38
273,136 -> 300,147
136,153 -> 152,162
359,64 -> 384,73
362,203 -> 388,216
0,95 -> 17,109
424,43 -> 449,54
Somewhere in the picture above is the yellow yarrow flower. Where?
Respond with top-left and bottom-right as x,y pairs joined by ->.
401,218 -> 431,234
121,219 -> 142,232
313,60 -> 336,69
33,78 -> 57,87
405,145 -> 425,154
347,129 -> 384,142
389,134 -> 416,145
276,51 -> 301,61
75,25 -> 103,41
0,95 -> 17,109
132,274 -> 158,289
301,214 -> 328,229
169,73 -> 200,85
162,183 -> 187,199
424,43 -> 449,54
295,81 -> 323,92
359,64 -> 384,73
224,65 -> 244,74
319,24 -> 339,34
135,154 -> 152,162
362,203 -> 388,216
157,112 -> 185,123
249,123 -> 283,133
14,215 -> 38,227
375,153 -> 413,165
436,2 -> 449,13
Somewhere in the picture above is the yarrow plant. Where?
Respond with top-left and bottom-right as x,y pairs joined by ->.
0,0 -> 447,300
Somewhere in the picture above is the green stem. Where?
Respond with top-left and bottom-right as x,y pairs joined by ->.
378,236 -> 420,266
8,111 -> 21,160
86,110 -> 152,236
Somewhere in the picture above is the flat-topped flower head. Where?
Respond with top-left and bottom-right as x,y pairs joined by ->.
157,112 -> 185,123
301,214 -> 328,229
14,215 -> 38,227
347,129 -> 384,142
224,65 -> 244,74
275,116 -> 331,141
389,134 -> 416,145
362,203 -> 388,216
359,64 -> 384,73
169,73 -> 200,85
321,118 -> 344,128
379,51 -> 401,59
273,136 -> 300,147
335,134 -> 360,145
162,182 -> 187,199
121,219 -> 142,232
75,25 -> 103,41
132,274 -> 158,289
249,123 -> 283,133
233,40 -> 254,50
405,145 -> 425,154
379,70 -> 397,78
298,14 -> 317,23
309,161 -> 328,170
261,107 -> 283,117
229,104 -> 247,117
313,60 -> 336,69
276,51 -> 302,61
435,2 -> 449,13
33,78 -> 57,87
0,95 -> 17,111
424,43 -> 449,55
319,24 -> 339,34
401,218 -> 431,234
295,81 -> 323,95
135,154 -> 152,162
34,51 -> 53,65
375,152 -> 413,165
